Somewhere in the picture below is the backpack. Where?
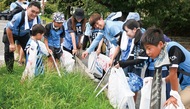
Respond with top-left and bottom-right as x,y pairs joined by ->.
7,2 -> 25,21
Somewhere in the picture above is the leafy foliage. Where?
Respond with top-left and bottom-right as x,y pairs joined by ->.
2,0 -> 190,36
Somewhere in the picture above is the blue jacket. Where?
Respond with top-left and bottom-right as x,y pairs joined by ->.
44,23 -> 64,48
87,20 -> 124,53
167,41 -> 190,90
7,11 -> 41,37
63,18 -> 83,50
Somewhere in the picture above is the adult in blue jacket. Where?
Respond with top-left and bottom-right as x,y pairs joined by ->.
3,1 -> 41,72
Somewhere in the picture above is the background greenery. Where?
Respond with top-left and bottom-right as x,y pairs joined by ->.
1,0 -> 190,35
0,64 -> 112,109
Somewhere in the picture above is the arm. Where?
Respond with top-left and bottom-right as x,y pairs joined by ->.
86,32 -> 104,53
118,47 -> 148,68
109,45 -> 120,67
96,38 -> 104,55
44,37 -> 52,54
82,32 -> 103,59
118,57 -> 146,68
164,67 -> 178,107
168,67 -> 179,91
70,32 -> 77,54
6,27 -> 16,52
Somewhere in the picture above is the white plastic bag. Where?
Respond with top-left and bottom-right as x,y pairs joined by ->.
88,52 -> 110,78
97,53 -> 110,72
108,67 -> 135,109
88,52 -> 98,73
139,77 -> 166,109
60,49 -> 75,72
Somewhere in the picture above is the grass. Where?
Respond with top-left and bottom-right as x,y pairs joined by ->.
0,64 -> 113,109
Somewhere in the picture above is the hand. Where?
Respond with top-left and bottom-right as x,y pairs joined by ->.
9,44 -> 16,52
108,59 -> 114,67
72,49 -> 78,55
164,96 -> 178,108
114,62 -> 120,69
48,49 -> 53,55
81,51 -> 88,59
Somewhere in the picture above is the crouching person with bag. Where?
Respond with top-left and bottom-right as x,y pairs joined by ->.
112,19 -> 148,102
141,28 -> 189,109
44,12 -> 65,70
21,24 -> 49,82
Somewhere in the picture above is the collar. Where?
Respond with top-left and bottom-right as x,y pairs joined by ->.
52,22 -> 60,30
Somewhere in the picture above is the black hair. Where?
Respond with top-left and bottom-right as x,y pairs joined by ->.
28,1 -> 41,10
123,19 -> 142,44
31,24 -> 45,36
141,27 -> 165,46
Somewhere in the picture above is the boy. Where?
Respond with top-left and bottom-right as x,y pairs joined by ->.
21,24 -> 48,82
44,12 -> 65,68
141,28 -> 190,108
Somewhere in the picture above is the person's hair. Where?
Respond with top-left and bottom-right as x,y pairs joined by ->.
31,24 -> 45,36
28,1 -> 41,10
141,27 -> 165,46
89,13 -> 101,27
123,19 -> 142,44
71,16 -> 87,32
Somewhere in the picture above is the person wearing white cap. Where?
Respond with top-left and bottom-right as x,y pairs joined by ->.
126,12 -> 145,33
62,8 -> 87,55
44,12 -> 65,68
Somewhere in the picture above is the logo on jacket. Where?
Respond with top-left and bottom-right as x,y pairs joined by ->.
170,55 -> 177,61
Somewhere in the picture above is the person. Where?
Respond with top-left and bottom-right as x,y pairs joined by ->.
109,12 -> 145,72
141,27 -> 190,108
10,0 -> 30,66
113,19 -> 148,102
10,0 -> 29,11
21,24 -> 48,81
3,1 -> 41,72
44,12 -> 65,68
82,12 -> 123,56
82,22 -> 105,55
81,13 -> 124,59
62,8 -> 87,55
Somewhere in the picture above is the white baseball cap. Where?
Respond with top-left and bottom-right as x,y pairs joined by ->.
126,12 -> 140,21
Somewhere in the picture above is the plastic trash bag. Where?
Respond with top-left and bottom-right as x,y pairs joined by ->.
108,67 -> 135,109
139,77 -> 166,109
88,52 -> 110,78
60,49 -> 75,72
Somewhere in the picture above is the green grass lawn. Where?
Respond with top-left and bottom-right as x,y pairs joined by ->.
0,64 -> 113,109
